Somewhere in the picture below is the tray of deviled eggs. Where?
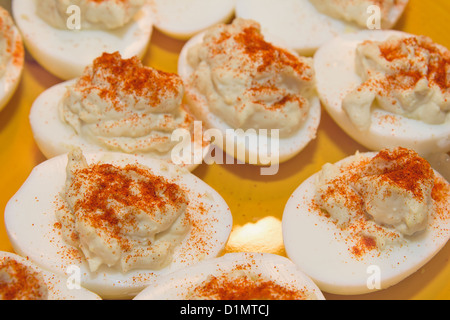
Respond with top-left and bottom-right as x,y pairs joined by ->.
0,0 -> 449,301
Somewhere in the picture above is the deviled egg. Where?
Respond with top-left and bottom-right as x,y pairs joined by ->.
4,149 -> 233,299
149,0 -> 236,40
314,30 -> 450,156
235,0 -> 408,55
282,147 -> 450,295
134,252 -> 325,300
178,18 -> 321,166
12,0 -> 153,80
0,5 -> 24,112
30,51 -> 207,171
0,250 -> 102,300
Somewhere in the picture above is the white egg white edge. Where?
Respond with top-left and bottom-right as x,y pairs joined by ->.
0,250 -> 102,300
12,0 -> 153,80
178,31 -> 321,166
134,252 -> 325,300
4,151 -> 233,300
150,0 -> 236,40
29,79 -> 209,172
0,19 -> 24,112
235,0 -> 408,56
314,29 -> 450,157
282,151 -> 450,295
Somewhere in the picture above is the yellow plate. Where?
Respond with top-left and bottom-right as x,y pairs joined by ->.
0,0 -> 449,300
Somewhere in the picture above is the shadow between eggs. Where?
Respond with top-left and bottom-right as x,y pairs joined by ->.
25,54 -> 63,89
149,28 -> 188,54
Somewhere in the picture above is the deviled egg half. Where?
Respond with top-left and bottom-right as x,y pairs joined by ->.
149,0 -> 236,40
134,252 -> 325,300
282,147 -> 450,295
0,251 -> 102,300
5,149 -> 233,299
236,0 -> 409,56
314,30 -> 450,156
12,0 -> 153,80
30,51 -> 208,172
178,18 -> 321,167
0,6 -> 24,112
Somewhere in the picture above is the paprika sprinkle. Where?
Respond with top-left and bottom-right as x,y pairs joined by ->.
57,148 -> 191,273
314,147 -> 444,259
0,257 -> 48,300
190,269 -> 309,300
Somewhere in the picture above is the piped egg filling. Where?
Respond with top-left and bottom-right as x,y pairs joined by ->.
185,18 -> 317,139
315,147 -> 446,255
309,0 -> 408,29
38,0 -> 146,30
59,51 -> 194,156
0,255 -> 48,300
187,267 -> 314,300
342,35 -> 450,132
56,148 -> 191,273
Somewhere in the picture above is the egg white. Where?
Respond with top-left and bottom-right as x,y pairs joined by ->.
4,151 -> 233,299
0,251 -> 102,300
282,152 -> 450,295
0,10 -> 24,112
235,0 -> 408,56
134,252 -> 325,300
178,31 -> 321,166
29,79 -> 209,172
149,0 -> 236,40
313,30 -> 450,156
12,0 -> 153,80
